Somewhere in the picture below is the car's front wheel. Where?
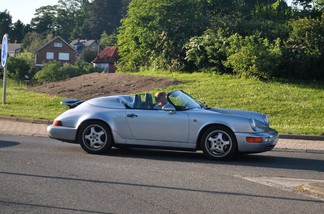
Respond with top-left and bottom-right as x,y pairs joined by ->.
201,126 -> 237,160
77,121 -> 113,154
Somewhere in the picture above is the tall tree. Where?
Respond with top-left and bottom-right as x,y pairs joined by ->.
0,11 -> 31,43
11,20 -> 26,43
293,0 -> 315,10
70,1 -> 92,39
84,0 -> 123,39
121,0 -> 132,16
30,5 -> 58,35
118,0 -> 208,71
0,10 -> 12,37
56,0 -> 86,40
314,0 -> 324,10
237,0 -> 291,40
99,31 -> 117,47
22,32 -> 53,53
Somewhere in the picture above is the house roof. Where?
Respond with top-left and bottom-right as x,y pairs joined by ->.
0,43 -> 21,53
92,46 -> 118,63
35,36 -> 76,53
70,39 -> 97,47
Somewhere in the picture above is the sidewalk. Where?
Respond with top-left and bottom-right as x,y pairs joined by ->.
1,116 -> 324,199
0,117 -> 51,137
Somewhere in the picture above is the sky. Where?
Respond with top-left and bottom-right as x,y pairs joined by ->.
0,0 -> 58,24
1,0 -> 294,25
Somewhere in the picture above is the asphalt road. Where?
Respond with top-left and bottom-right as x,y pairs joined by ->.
1,135 -> 324,214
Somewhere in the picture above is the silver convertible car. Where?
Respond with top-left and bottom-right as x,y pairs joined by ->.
48,90 -> 278,160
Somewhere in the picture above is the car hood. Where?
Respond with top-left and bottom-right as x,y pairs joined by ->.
207,108 -> 267,124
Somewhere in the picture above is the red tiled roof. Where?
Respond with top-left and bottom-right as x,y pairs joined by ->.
93,46 -> 118,63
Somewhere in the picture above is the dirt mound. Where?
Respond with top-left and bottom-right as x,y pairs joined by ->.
30,72 -> 181,100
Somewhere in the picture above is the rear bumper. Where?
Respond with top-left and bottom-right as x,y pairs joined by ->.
47,125 -> 77,143
236,129 -> 279,153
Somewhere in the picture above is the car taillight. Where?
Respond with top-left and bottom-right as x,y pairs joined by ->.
246,137 -> 263,143
53,120 -> 63,126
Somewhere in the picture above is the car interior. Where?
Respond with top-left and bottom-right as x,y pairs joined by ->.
133,93 -> 155,109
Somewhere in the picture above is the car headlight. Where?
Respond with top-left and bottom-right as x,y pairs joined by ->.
263,114 -> 270,126
250,118 -> 257,131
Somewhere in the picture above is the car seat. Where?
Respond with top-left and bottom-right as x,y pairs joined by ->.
145,93 -> 153,109
133,94 -> 142,109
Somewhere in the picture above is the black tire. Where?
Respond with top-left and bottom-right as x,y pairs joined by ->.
77,121 -> 113,154
201,126 -> 237,160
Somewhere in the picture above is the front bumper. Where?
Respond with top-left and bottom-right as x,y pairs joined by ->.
47,125 -> 77,143
235,129 -> 279,153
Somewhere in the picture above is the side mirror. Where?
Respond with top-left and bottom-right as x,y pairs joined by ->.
162,104 -> 176,113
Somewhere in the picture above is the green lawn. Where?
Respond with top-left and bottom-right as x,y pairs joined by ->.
1,72 -> 324,135
0,81 -> 67,120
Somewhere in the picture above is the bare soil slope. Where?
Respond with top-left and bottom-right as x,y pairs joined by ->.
30,72 -> 181,100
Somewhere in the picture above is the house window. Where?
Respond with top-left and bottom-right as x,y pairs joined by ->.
54,42 -> 63,48
46,52 -> 54,60
58,53 -> 70,61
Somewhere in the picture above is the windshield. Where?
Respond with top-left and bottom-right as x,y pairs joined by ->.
168,90 -> 201,110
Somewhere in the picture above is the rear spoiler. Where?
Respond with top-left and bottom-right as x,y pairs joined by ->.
61,98 -> 84,109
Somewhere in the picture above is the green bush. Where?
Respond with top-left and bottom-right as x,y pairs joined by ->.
79,49 -> 99,63
7,57 -> 31,82
185,30 -> 283,79
34,61 -> 99,83
4,52 -> 36,82
184,29 -> 229,72
225,34 -> 282,79
280,45 -> 323,80
280,15 -> 324,80
34,61 -> 63,82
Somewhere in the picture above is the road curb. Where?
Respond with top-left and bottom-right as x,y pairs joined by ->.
279,134 -> 324,141
0,116 -> 52,125
273,148 -> 324,154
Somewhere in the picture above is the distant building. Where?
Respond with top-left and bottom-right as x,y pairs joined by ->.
35,36 -> 77,67
92,46 -> 118,73
0,43 -> 22,57
70,39 -> 99,56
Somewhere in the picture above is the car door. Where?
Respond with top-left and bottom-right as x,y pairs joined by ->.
125,109 -> 190,143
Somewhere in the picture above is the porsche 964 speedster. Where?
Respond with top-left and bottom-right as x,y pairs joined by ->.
48,90 -> 278,160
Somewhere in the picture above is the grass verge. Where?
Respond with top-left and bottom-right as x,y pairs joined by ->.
0,80 -> 67,120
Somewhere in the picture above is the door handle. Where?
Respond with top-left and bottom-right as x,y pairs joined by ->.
127,113 -> 138,118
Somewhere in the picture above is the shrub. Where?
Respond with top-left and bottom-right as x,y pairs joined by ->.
280,16 -> 324,80
184,29 -> 229,72
225,34 -> 282,79
34,61 -> 63,82
34,61 -> 99,83
79,49 -> 99,63
4,52 -> 37,82
7,57 -> 31,82
280,45 -> 323,80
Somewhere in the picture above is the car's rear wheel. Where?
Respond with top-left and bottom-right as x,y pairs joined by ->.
201,126 -> 237,160
77,121 -> 112,154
